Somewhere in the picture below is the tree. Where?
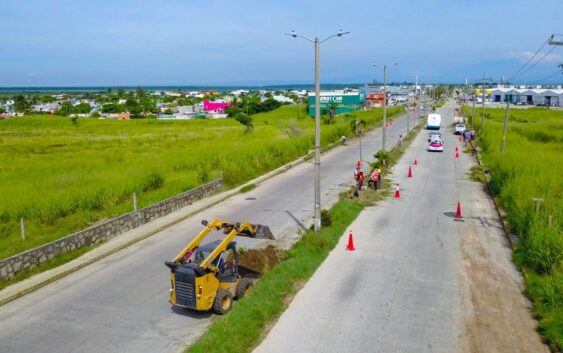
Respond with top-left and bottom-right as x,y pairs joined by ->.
135,87 -> 146,99
234,113 -> 253,128
73,103 -> 92,114
116,88 -> 126,99
13,95 -> 31,113
56,102 -> 73,116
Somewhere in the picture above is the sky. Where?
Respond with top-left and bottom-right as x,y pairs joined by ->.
0,0 -> 562,87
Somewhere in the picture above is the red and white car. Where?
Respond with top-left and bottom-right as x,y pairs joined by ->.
428,138 -> 444,152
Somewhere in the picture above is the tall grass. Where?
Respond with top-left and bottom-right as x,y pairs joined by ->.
463,106 -> 563,350
0,105 -> 402,260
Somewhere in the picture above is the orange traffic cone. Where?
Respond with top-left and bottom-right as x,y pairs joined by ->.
414,159 -> 418,165
408,166 -> 413,178
455,146 -> 459,152
394,184 -> 400,198
346,230 -> 355,251
455,151 -> 459,158
456,202 -> 462,219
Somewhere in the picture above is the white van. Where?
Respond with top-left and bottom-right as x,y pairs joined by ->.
427,113 -> 441,130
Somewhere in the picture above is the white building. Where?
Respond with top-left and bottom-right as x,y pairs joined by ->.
491,86 -> 563,107
272,95 -> 294,104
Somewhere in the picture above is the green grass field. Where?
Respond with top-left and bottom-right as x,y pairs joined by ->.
463,106 -> 563,350
0,105 -> 402,261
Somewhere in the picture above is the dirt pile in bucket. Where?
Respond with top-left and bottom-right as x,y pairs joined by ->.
238,245 -> 282,274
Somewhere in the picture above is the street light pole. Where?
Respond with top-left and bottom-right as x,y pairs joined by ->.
314,37 -> 321,232
287,29 -> 350,233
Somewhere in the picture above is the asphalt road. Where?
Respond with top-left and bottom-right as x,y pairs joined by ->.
0,107 -> 421,353
254,102 -> 467,353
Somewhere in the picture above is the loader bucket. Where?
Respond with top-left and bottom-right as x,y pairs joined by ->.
244,224 -> 274,240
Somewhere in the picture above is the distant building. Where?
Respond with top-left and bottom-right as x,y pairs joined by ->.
307,91 -> 366,116
366,93 -> 385,107
203,100 -> 230,113
32,102 -> 59,114
491,86 -> 563,107
272,95 -> 294,104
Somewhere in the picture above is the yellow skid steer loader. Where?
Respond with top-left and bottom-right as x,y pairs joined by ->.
165,219 -> 274,314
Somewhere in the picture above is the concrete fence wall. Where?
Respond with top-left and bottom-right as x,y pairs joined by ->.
0,179 -> 223,280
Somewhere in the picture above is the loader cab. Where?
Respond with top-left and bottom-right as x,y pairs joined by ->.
181,240 -> 239,280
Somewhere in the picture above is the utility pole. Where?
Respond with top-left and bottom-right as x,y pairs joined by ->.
479,74 -> 493,129
383,64 -> 388,150
501,99 -> 509,153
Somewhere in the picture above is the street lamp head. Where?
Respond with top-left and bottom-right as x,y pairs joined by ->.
291,30 -> 297,38
394,61 -> 399,66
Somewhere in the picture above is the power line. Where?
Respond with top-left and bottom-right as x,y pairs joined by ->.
507,36 -> 550,82
535,65 -> 563,84
515,45 -> 557,80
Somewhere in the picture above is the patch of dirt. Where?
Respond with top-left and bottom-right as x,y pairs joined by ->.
458,225 -> 549,353
238,245 -> 282,274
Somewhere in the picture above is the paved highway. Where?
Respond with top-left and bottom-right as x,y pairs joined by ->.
0,107 -> 419,353
255,102 -> 462,352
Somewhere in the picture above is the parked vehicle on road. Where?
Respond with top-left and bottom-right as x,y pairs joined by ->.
428,138 -> 444,152
454,124 -> 466,134
427,113 -> 441,130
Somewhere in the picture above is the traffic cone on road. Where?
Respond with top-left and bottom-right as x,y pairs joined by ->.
455,151 -> 459,158
455,146 -> 459,152
356,160 -> 361,168
408,166 -> 413,178
394,184 -> 400,198
456,202 -> 462,219
346,230 -> 355,251
414,159 -> 418,165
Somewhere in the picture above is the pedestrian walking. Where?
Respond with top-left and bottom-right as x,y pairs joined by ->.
463,130 -> 469,147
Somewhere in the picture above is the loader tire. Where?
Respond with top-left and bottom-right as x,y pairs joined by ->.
213,289 -> 233,315
236,278 -> 255,299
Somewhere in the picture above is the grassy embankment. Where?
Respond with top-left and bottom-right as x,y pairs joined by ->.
185,118 -> 422,353
0,105 -> 402,262
463,106 -> 563,351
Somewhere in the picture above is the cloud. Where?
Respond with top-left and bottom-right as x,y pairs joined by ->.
507,51 -> 563,64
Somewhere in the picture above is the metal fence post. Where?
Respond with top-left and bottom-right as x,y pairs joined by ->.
20,217 -> 26,241
133,192 -> 138,211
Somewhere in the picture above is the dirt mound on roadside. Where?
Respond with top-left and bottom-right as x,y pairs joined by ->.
238,245 -> 282,273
